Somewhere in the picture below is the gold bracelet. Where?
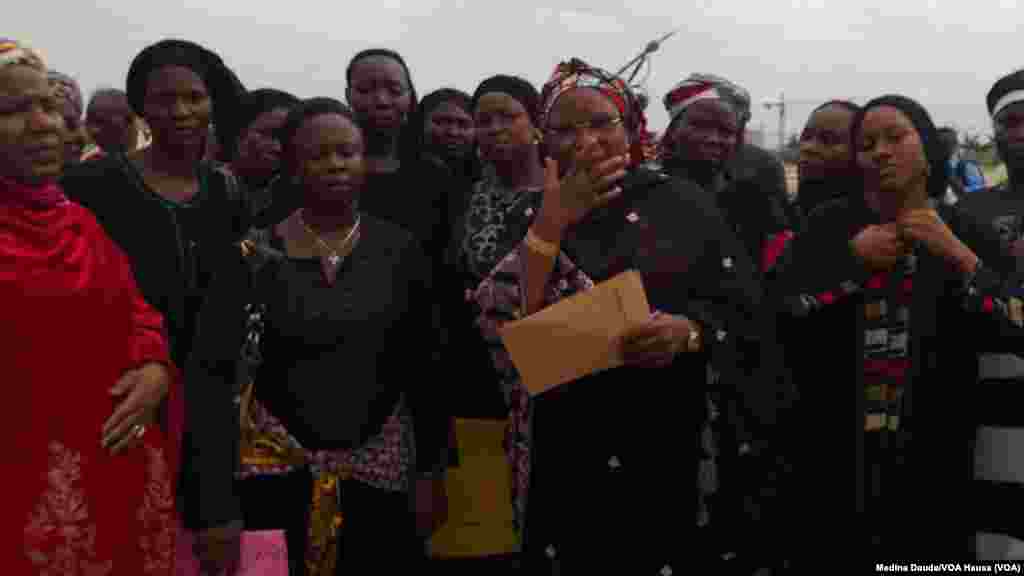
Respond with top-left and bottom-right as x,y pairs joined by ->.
525,228 -> 559,259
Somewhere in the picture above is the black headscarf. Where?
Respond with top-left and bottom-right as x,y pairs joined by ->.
410,88 -> 479,180
420,88 -> 472,120
471,75 -> 540,126
850,94 -> 948,200
126,39 -> 244,138
223,88 -> 300,161
411,88 -> 472,153
795,99 -> 863,219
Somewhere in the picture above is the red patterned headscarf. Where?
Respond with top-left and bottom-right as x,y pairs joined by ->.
539,58 -> 655,165
663,73 -> 751,127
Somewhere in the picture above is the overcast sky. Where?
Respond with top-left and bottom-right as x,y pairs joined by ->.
15,0 -> 1023,146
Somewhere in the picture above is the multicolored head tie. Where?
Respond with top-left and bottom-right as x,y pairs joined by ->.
48,70 -> 84,120
0,38 -> 46,72
663,73 -> 751,126
538,58 -> 631,129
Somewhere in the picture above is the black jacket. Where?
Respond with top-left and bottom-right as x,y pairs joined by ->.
475,168 -> 791,571
190,217 -> 449,475
663,160 -> 792,276
61,153 -> 250,530
767,195 -> 1024,557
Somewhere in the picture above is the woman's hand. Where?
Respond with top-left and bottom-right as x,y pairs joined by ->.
620,312 -> 700,369
898,208 -> 979,274
195,521 -> 243,576
101,362 -> 170,455
414,475 -> 449,537
533,148 -> 629,241
850,224 -> 908,272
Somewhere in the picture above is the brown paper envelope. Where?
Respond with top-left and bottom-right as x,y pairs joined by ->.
498,270 -> 650,396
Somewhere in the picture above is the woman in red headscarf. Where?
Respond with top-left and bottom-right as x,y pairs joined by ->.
471,58 -> 787,573
0,38 -> 181,575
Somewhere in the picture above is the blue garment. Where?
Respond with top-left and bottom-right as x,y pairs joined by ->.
949,157 -> 986,193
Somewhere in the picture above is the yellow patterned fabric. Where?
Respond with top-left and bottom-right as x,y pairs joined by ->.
238,380 -> 347,575
305,469 -> 351,575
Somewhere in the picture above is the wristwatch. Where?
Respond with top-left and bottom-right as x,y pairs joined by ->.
686,325 -> 702,352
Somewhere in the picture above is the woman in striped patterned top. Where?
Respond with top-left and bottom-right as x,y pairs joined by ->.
769,95 -> 1024,562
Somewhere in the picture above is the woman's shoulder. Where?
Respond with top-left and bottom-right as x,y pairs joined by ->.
634,167 -> 721,220
360,214 -> 424,256
802,196 -> 862,231
61,154 -> 131,194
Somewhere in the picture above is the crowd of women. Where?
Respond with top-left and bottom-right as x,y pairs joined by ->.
6,32 -> 1024,575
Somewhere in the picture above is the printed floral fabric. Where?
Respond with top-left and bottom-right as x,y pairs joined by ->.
459,174 -> 542,285
237,302 -> 411,491
472,244 -> 595,531
472,239 -> 726,536
239,393 -> 410,492
22,442 -> 176,576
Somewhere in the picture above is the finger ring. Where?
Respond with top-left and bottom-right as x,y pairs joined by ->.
132,424 -> 147,439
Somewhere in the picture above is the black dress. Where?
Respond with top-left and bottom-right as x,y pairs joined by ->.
60,152 -> 249,532
218,216 -> 447,573
474,168 -> 779,573
958,184 -> 1024,545
767,195 -> 1024,560
447,172 -> 544,418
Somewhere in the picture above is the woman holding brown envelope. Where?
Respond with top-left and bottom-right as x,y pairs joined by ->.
472,58 -> 783,574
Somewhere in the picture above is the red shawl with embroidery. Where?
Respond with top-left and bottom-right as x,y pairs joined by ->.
0,181 -> 182,575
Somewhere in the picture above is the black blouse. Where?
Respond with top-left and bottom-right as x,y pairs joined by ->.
246,216 -> 447,470
481,168 -> 784,571
60,151 -> 250,532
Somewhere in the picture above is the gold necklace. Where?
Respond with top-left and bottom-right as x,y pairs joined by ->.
298,210 -> 361,267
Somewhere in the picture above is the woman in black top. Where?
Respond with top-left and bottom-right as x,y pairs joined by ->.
413,88 -> 479,184
343,50 -> 456,267
660,74 -> 792,275
795,100 -> 861,226
59,38 -> 248,574
444,75 -> 546,419
473,58 -> 781,574
225,88 -> 300,220
769,95 -> 1024,560
219,98 -> 447,573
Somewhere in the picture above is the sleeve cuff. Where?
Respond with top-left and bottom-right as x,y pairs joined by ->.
130,333 -> 172,368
